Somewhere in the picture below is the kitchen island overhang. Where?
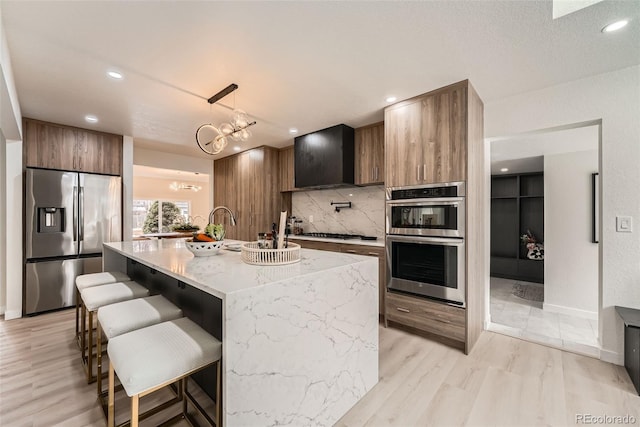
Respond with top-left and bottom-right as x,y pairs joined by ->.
103,239 -> 379,426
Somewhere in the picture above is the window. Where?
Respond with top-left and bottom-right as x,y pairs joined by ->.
132,199 -> 191,236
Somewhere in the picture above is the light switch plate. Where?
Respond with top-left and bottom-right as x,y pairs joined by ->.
616,216 -> 633,232
309,215 -> 314,223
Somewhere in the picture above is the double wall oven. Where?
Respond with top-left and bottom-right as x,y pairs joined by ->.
386,182 -> 466,306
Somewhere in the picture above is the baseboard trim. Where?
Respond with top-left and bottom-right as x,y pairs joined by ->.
543,302 -> 597,320
600,348 -> 624,366
3,310 -> 22,320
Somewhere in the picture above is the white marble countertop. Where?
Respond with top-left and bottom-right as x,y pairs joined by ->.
288,235 -> 385,247
104,239 -> 376,299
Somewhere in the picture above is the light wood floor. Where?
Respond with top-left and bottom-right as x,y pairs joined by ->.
1,310 -> 639,427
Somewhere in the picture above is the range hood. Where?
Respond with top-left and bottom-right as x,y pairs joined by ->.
294,124 -> 355,188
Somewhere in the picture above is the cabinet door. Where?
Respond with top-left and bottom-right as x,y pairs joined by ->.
421,86 -> 467,183
355,122 -> 384,185
213,156 -> 240,239
24,119 -> 76,170
384,101 -> 423,187
278,146 -> 296,192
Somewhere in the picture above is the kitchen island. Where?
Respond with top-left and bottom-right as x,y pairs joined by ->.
103,239 -> 379,426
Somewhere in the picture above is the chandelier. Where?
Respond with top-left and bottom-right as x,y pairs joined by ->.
169,182 -> 202,192
196,83 -> 257,155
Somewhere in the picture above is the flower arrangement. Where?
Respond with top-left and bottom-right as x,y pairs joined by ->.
520,230 -> 538,250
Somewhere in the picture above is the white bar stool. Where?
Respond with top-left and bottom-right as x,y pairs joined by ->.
96,295 -> 183,414
80,281 -> 149,383
75,271 -> 130,349
107,317 -> 222,427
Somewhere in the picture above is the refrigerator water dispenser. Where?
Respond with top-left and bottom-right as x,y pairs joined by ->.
38,207 -> 65,233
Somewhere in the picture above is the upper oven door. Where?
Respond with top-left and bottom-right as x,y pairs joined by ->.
386,198 -> 465,238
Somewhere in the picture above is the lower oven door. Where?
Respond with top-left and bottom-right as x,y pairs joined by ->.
386,234 -> 465,306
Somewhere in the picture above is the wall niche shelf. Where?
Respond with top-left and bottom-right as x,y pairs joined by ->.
490,172 -> 544,284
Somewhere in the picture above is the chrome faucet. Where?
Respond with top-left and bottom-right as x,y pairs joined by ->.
208,206 -> 237,226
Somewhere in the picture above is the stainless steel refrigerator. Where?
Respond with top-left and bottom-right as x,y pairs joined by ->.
24,168 -> 122,314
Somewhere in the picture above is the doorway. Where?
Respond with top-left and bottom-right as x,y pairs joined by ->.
487,124 -> 600,356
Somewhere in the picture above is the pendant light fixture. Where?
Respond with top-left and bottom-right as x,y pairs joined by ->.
196,83 -> 257,155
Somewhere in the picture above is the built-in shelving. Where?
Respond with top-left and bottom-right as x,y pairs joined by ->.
490,172 -> 544,283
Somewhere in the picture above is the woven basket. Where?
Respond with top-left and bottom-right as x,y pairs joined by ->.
241,242 -> 301,265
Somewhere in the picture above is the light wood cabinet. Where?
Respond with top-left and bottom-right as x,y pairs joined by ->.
278,146 -> 297,192
23,118 -> 122,175
293,239 -> 386,316
354,122 -> 384,185
213,146 -> 280,242
385,82 -> 467,187
385,292 -> 466,342
383,80 -> 485,355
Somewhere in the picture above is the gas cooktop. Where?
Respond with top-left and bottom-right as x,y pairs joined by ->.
301,232 -> 377,241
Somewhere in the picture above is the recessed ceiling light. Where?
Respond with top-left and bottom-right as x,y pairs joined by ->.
289,128 -> 298,134
385,96 -> 397,103
602,19 -> 629,33
107,70 -> 123,80
233,146 -> 241,152
500,168 -> 509,172
85,115 -> 98,123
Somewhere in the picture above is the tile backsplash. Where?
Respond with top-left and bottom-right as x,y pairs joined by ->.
292,186 -> 385,239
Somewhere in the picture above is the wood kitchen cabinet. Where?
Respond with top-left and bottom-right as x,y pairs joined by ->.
293,239 -> 386,316
354,122 -> 384,185
23,118 -> 122,175
278,146 -> 297,192
383,79 -> 485,355
385,81 -> 467,187
213,146 -> 280,241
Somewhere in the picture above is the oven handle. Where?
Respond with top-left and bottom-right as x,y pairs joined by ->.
386,197 -> 465,206
386,235 -> 465,246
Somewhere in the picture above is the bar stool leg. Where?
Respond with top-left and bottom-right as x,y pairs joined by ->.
75,288 -> 81,348
97,322 -> 104,397
131,394 -> 140,427
86,310 -> 95,383
108,362 -> 115,427
81,303 -> 87,362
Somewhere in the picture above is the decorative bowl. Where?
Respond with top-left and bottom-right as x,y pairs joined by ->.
185,239 -> 224,257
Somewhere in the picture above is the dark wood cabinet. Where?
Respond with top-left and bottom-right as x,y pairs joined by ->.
490,172 -> 544,283
213,146 -> 280,241
384,82 -> 467,187
616,306 -> 640,395
23,118 -> 122,175
354,122 -> 384,185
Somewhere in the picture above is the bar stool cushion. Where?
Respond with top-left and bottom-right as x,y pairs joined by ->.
81,281 -> 149,312
76,271 -> 131,291
98,295 -> 183,339
108,317 -> 222,397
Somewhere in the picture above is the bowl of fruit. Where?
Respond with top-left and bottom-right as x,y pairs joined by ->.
185,224 -> 225,257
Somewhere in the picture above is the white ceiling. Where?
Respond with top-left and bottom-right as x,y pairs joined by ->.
2,1 -> 638,159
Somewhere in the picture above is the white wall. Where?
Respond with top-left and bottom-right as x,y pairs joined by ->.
485,65 -> 640,364
543,149 -> 599,318
0,132 -> 5,314
1,6 -> 23,318
122,136 -> 134,241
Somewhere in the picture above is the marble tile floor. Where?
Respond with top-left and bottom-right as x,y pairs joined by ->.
488,276 -> 600,358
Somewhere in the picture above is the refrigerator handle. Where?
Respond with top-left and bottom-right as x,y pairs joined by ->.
73,186 -> 78,241
79,186 -> 84,242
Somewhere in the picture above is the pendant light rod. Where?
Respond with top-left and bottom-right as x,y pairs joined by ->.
207,83 -> 239,104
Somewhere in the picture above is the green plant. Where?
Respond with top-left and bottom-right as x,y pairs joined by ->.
142,201 -> 181,233
205,223 -> 225,240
